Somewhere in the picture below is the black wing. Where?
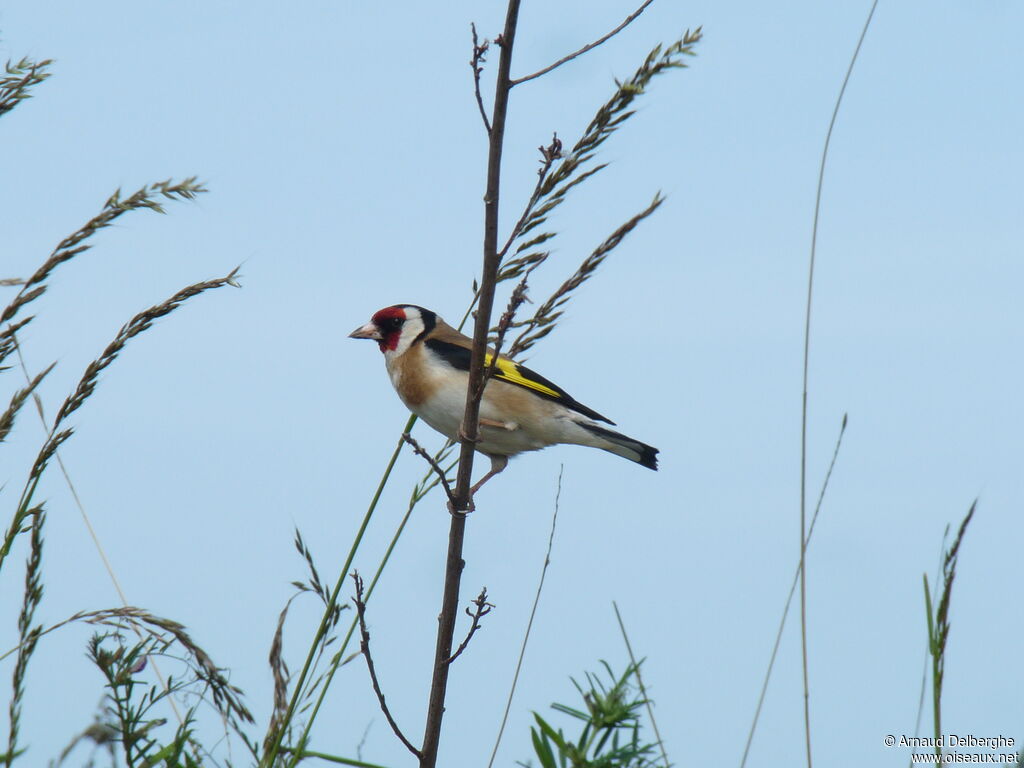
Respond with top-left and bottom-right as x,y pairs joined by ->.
424,338 -> 615,425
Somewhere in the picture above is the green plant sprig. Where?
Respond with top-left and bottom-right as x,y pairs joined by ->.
0,57 -> 53,119
923,501 -> 976,758
523,661 -> 659,768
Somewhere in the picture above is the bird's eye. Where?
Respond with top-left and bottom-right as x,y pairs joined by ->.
383,317 -> 402,330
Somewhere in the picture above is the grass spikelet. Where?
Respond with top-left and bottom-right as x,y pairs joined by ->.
0,57 -> 53,119
923,500 -> 976,755
0,318 -> 33,371
498,29 -> 701,279
51,267 -> 239,429
267,593 -> 299,755
509,193 -> 663,358
0,269 -> 240,578
2,606 -> 254,733
0,363 -> 55,444
5,507 -> 45,765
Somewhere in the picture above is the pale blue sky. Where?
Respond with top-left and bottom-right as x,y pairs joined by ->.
1,1 -> 1022,766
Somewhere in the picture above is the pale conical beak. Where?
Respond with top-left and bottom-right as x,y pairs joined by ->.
349,322 -> 382,341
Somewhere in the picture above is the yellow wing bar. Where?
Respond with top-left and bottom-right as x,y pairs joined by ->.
486,352 -> 561,399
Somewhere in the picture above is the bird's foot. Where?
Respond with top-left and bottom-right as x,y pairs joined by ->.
447,497 -> 474,515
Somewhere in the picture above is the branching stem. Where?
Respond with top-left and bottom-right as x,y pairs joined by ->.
445,589 -> 493,665
470,24 -> 492,135
402,433 -> 456,508
510,0 -> 654,86
352,573 -> 421,759
419,3 -> 521,766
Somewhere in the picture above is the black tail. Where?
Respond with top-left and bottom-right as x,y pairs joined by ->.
579,422 -> 659,470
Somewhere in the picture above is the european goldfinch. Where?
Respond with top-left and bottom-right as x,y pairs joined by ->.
350,305 -> 658,493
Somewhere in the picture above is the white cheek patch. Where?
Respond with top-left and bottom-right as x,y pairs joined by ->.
391,316 -> 424,356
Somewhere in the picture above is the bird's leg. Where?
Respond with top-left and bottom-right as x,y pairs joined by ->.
447,455 -> 506,515
480,417 -> 519,431
469,454 -> 509,497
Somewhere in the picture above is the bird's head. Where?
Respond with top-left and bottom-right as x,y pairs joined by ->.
349,305 -> 437,355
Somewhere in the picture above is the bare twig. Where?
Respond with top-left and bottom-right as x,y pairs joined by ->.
446,588 -> 494,665
613,601 -> 670,768
402,433 -> 456,507
470,24 -> 492,135
511,0 -> 655,86
487,466 -> 562,768
800,3 -> 878,766
351,573 -> 421,759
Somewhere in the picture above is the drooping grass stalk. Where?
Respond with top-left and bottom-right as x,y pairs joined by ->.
0,267 -> 238,579
799,4 -> 878,766
0,364 -> 54,446
12,340 -> 187,731
0,178 -> 207,373
2,601 -> 260,731
1,270 -> 240,764
1,178 -> 211,592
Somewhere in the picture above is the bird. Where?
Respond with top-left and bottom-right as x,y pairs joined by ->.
350,304 -> 658,496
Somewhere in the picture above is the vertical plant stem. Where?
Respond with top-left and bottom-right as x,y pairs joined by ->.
612,601 -> 669,768
800,4 -> 878,766
924,575 -> 941,754
419,2 -> 521,766
274,418 -> 414,768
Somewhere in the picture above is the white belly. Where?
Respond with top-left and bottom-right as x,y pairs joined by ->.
385,349 -> 590,458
